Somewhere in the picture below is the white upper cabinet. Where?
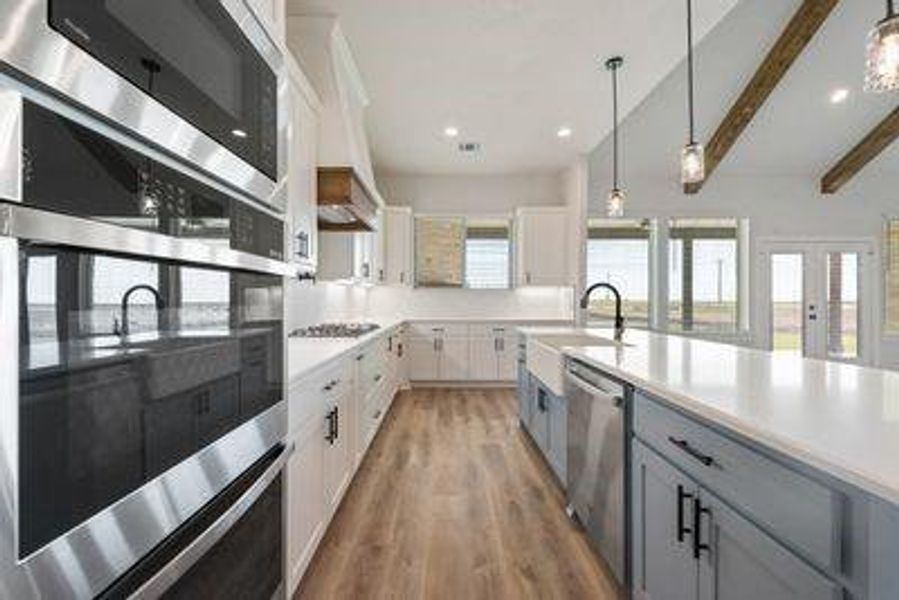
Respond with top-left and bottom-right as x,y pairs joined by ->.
380,206 -> 414,286
515,207 -> 572,287
247,0 -> 285,45
286,55 -> 320,273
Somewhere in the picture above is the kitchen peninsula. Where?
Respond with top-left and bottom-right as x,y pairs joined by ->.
521,326 -> 899,600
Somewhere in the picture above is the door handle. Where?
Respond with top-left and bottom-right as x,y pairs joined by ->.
325,409 -> 336,444
676,485 -> 693,543
692,498 -> 711,559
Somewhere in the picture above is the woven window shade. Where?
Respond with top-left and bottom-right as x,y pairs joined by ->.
415,217 -> 465,287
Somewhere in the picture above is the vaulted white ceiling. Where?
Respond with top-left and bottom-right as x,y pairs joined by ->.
287,0 -> 740,175
590,0 -> 899,186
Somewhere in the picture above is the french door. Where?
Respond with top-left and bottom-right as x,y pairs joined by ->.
757,240 -> 876,365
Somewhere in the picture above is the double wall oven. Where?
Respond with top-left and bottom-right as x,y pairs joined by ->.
0,0 -> 286,207
0,69 -> 289,600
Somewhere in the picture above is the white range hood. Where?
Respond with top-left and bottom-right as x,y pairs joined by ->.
286,16 -> 385,229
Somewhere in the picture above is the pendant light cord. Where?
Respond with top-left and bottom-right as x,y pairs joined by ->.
612,62 -> 619,190
687,0 -> 696,144
888,0 -> 896,18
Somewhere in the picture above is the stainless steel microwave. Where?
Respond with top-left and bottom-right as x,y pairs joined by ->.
0,0 -> 286,209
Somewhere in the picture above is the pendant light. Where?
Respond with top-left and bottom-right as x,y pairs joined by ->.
606,56 -> 625,218
681,0 -> 705,185
865,0 -> 899,92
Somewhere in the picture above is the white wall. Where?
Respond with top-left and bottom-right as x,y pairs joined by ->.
365,286 -> 573,321
377,172 -> 564,215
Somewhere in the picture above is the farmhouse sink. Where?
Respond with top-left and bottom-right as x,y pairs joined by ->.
534,333 -> 622,349
526,331 -> 623,396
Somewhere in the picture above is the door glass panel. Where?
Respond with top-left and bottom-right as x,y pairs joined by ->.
770,254 -> 804,354
826,252 -> 859,360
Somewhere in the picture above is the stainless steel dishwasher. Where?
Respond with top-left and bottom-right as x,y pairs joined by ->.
565,359 -> 629,588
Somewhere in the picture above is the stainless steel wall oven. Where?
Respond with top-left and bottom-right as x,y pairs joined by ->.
0,0 -> 286,208
0,85 -> 290,598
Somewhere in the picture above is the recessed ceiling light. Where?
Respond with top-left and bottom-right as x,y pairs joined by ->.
231,128 -> 248,138
444,126 -> 459,138
830,88 -> 850,104
557,127 -> 573,138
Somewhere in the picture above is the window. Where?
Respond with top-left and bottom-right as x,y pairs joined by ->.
886,219 -> 899,333
586,219 -> 650,325
414,216 -> 511,289
465,221 -> 511,289
668,218 -> 739,333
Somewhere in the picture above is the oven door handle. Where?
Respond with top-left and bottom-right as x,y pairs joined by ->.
130,441 -> 294,599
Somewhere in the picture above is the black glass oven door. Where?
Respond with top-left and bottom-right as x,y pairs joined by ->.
48,0 -> 277,179
18,244 -> 283,557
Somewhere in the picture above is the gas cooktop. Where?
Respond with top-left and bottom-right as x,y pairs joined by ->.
288,322 -> 381,339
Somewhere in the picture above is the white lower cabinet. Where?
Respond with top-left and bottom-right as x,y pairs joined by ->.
469,326 -> 517,381
407,337 -> 439,381
323,384 -> 354,509
440,338 -> 469,381
286,328 -> 403,595
286,418 -> 326,591
408,323 -> 521,383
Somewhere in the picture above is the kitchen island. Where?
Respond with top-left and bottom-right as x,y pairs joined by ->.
519,326 -> 899,600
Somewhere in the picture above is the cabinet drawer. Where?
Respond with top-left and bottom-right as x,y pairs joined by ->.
289,360 -> 353,435
355,345 -> 388,390
634,393 -> 841,571
408,322 -> 469,339
468,323 -> 512,339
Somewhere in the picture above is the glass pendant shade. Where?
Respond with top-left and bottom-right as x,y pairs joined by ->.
865,14 -> 899,92
607,188 -> 625,218
681,142 -> 705,185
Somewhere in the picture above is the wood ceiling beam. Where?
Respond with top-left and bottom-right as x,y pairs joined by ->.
684,0 -> 838,194
820,106 -> 899,194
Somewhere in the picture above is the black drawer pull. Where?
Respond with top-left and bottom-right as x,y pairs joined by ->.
668,436 -> 715,467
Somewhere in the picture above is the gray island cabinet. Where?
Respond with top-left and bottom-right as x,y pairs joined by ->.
631,389 -> 899,600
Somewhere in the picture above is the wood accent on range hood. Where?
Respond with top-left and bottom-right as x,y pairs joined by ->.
684,0 -> 838,194
317,167 -> 378,232
821,105 -> 899,194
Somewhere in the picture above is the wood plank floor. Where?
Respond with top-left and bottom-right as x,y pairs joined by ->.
294,388 -> 623,600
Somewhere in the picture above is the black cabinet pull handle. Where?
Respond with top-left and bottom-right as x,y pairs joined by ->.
692,498 -> 711,559
537,389 -> 548,412
334,406 -> 340,440
668,436 -> 715,467
325,409 -> 335,444
676,485 -> 693,543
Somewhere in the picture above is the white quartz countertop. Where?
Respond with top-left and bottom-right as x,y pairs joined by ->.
287,319 -> 404,384
520,326 -> 899,507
